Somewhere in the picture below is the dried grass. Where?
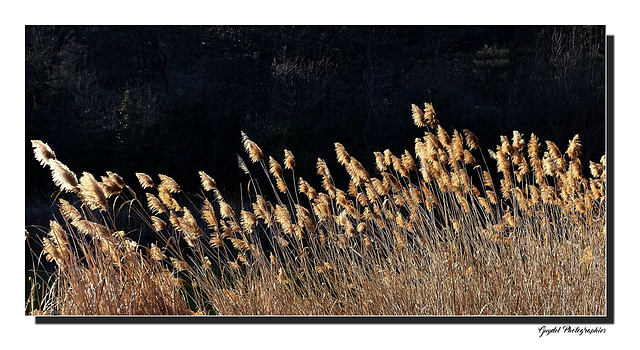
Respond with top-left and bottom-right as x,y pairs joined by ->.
27,102 -> 606,316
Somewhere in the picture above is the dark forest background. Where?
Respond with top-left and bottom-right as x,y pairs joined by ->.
25,25 -> 606,224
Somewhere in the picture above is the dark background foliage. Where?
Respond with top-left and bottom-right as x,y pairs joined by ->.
25,25 -> 605,221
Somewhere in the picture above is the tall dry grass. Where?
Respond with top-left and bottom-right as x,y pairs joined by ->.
26,103 -> 606,315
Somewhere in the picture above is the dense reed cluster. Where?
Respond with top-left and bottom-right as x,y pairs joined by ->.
26,103 -> 606,315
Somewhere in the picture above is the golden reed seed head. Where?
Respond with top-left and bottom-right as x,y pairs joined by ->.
241,210 -> 257,233
503,209 -> 516,227
545,141 -> 564,162
276,176 -> 288,193
495,149 -> 511,175
42,237 -> 65,267
374,151 -> 387,172
528,133 -> 541,161
230,237 -> 250,252
158,174 -> 181,193
298,177 -> 309,194
284,149 -> 296,169
274,204 -> 294,235
414,138 -> 428,160
500,177 -> 514,199
157,184 -> 176,210
484,170 -> 495,189
295,204 -> 314,231
171,257 -> 189,271
269,156 -> 284,178
135,172 -> 155,189
486,190 -> 499,205
437,148 -> 449,166
71,219 -> 111,239
180,207 -> 202,235
237,155 -> 250,175
316,158 -> 330,178
253,195 -> 273,226
437,125 -> 451,149
218,200 -> 236,219
402,150 -> 417,171
589,161 -> 604,178
512,131 -> 525,151
58,198 -> 81,222
100,173 -> 124,198
349,157 -> 370,184
198,171 -> 217,191
566,134 -> 582,159
107,171 -> 125,189
463,150 -> 475,165
411,104 -> 426,127
424,132 -> 443,151
500,135 -> 514,155
210,234 -> 224,248
423,102 -> 438,128
78,172 -> 108,211
241,131 -> 263,163
48,220 -> 69,251
150,243 -> 166,261
298,177 -> 318,200
462,129 -> 480,150
451,130 -> 465,162
334,142 -> 351,166
32,140 -> 57,167
49,159 -> 78,193
411,103 -> 438,128
569,159 -> 583,180
146,193 -> 166,214
347,180 -> 358,197
151,216 -> 166,232
201,200 -> 219,231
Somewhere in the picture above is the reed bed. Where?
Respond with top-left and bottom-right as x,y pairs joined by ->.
26,103 -> 606,315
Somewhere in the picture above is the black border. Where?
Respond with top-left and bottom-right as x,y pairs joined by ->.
34,32 -> 615,326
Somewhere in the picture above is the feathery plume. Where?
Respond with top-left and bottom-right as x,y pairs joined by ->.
151,216 -> 166,232
78,172 -> 108,211
500,135 -> 514,155
335,142 -> 351,166
437,125 -> 451,149
150,243 -> 166,261
374,151 -> 387,172
135,172 -> 155,189
58,198 -> 81,222
511,131 -> 525,151
411,104 -> 426,127
545,141 -> 566,170
269,156 -> 284,178
101,172 -> 125,197
284,149 -> 296,169
159,174 -> 181,193
199,171 -> 217,191
423,102 -> 438,128
463,129 -> 480,150
241,131 -> 263,163
201,199 -> 218,230
566,134 -> 582,160
32,140 -> 56,167
146,193 -> 166,214
237,155 -> 250,175
240,210 -> 257,233
49,159 -> 78,193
